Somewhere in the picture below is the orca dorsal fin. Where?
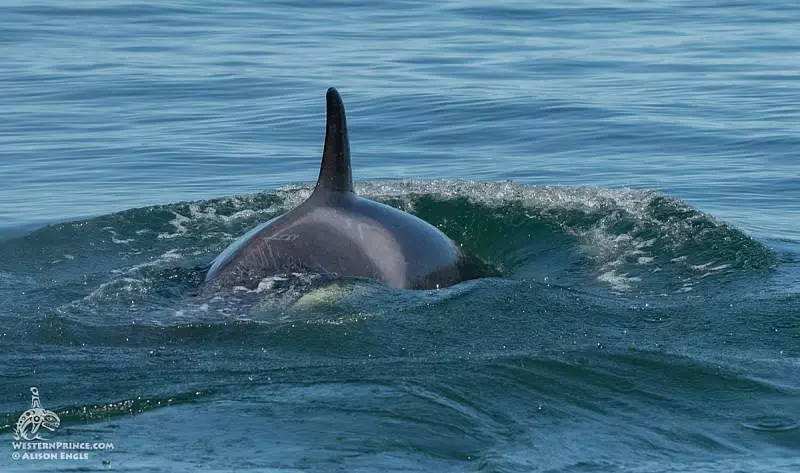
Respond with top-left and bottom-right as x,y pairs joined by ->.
315,87 -> 354,194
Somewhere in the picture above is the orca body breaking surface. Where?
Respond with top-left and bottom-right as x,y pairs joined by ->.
204,88 -> 478,291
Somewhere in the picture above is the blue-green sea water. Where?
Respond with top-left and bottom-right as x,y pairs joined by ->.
1,1 -> 798,471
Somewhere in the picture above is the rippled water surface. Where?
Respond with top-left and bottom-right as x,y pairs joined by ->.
1,1 -> 798,472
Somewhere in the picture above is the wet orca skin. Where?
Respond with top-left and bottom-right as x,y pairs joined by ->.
204,88 -> 479,291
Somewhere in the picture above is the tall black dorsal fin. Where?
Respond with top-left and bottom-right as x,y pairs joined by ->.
315,87 -> 353,193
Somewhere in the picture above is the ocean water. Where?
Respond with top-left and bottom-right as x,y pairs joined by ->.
1,0 -> 798,471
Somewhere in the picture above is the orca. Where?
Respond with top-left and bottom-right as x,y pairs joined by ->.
204,88 -> 485,291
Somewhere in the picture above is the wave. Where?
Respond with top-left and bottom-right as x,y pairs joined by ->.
0,180 -> 774,295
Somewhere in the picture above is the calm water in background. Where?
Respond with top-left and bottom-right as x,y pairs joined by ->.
1,1 -> 798,472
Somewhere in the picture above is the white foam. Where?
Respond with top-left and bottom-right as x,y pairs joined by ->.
84,277 -> 145,302
233,277 -> 278,294
110,250 -> 184,276
102,226 -> 135,244
690,262 -> 714,270
157,211 -> 190,239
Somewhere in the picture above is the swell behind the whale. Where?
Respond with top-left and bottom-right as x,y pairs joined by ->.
0,180 -> 777,320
